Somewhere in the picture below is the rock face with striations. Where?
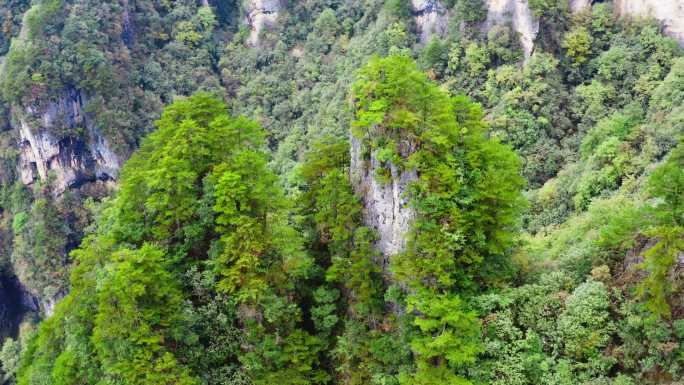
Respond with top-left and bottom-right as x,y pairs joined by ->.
244,0 -> 284,46
350,137 -> 415,264
412,0 -> 450,44
484,0 -> 539,59
16,90 -> 120,195
613,0 -> 684,45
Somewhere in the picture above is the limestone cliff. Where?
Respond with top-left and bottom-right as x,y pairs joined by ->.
613,0 -> 684,45
475,0 -> 684,60
412,0 -> 451,44
6,2 -> 123,196
16,90 -> 120,195
11,90 -> 118,317
244,0 -> 284,46
484,0 -> 539,59
350,137 -> 415,265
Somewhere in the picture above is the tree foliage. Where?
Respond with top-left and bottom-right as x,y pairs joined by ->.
352,54 -> 524,384
16,94 -> 325,385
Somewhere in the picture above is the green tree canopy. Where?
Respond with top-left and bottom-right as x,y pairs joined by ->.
351,54 -> 525,385
16,93 -> 323,385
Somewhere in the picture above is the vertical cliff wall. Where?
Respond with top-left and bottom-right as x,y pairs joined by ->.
0,0 -> 134,324
613,0 -> 684,45
16,91 -> 120,195
5,1 -> 130,196
350,137 -> 415,263
412,0 -> 540,56
412,0 -> 451,43
484,0 -> 539,59
244,0 -> 284,46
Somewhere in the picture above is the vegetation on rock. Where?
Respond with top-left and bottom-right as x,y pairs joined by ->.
0,1 -> 681,384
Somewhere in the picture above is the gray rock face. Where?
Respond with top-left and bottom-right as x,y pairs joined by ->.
614,0 -> 684,45
412,0 -> 450,44
418,0 -> 684,61
121,0 -> 135,48
569,0 -> 592,13
350,136 -> 415,261
244,0 -> 283,46
548,0 -> 684,45
16,90 -> 120,195
484,0 -> 539,59
42,292 -> 65,317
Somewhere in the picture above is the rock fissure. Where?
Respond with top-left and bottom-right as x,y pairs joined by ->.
16,90 -> 121,195
244,0 -> 283,46
350,136 -> 415,266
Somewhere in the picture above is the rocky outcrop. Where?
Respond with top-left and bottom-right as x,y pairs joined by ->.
244,0 -> 283,46
412,0 -> 450,44
614,0 -> 684,45
482,0 -> 684,60
350,137 -> 415,261
121,0 -> 134,48
42,292 -> 65,317
484,0 -> 539,59
569,0 -> 592,13
16,90 -> 120,195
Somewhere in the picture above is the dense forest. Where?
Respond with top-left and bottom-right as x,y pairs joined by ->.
0,0 -> 682,384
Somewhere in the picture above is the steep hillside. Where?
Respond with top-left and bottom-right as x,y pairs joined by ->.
0,0 -> 681,384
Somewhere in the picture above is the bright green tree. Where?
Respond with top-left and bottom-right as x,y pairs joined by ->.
352,55 -> 524,384
17,93 -> 324,385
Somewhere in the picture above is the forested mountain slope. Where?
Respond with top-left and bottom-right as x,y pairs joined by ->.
0,0 -> 682,384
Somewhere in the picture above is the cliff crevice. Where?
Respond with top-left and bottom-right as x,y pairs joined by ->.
16,90 -> 120,195
350,136 -> 415,271
244,0 -> 284,46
